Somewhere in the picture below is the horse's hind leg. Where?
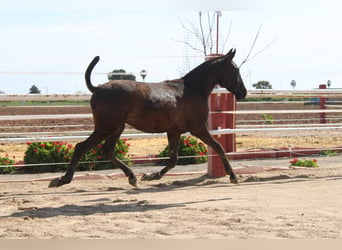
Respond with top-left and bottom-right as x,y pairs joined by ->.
141,133 -> 180,181
102,128 -> 137,187
191,128 -> 238,184
49,131 -> 104,187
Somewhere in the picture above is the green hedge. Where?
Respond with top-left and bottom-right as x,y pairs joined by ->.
1,136 -> 208,174
158,136 -> 207,165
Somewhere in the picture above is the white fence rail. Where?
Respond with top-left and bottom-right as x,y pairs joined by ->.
2,109 -> 342,121
2,125 -> 342,143
1,89 -> 342,144
2,89 -> 342,171
2,88 -> 342,101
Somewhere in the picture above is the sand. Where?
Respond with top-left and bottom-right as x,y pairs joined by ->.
0,157 -> 341,239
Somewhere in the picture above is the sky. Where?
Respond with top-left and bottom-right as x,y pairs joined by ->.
0,0 -> 342,94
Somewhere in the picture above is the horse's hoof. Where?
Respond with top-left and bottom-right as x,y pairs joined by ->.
230,176 -> 239,184
129,175 -> 138,188
48,178 -> 62,188
141,173 -> 161,181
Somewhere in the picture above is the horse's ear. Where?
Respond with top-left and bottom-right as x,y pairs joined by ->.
225,48 -> 236,61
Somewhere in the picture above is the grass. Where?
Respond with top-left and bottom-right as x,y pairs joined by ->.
0,100 -> 90,107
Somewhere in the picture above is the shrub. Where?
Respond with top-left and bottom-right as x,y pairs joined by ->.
23,142 -> 74,172
262,114 -> 274,124
290,158 -> 319,168
321,150 -> 339,156
158,136 -> 207,165
0,154 -> 16,174
23,139 -> 130,173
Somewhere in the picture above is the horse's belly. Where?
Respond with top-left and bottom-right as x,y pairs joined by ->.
126,111 -> 186,133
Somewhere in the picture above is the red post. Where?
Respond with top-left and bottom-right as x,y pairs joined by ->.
207,92 -> 236,178
319,84 -> 327,124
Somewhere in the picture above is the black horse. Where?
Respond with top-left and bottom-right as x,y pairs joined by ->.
49,49 -> 247,188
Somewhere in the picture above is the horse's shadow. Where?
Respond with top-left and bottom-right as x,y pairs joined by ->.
3,174 -> 232,219
6,197 -> 232,219
126,174 -> 224,194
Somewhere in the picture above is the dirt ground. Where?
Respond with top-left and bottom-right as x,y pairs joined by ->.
0,156 -> 341,239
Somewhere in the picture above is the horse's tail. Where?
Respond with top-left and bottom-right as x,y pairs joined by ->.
85,56 -> 100,93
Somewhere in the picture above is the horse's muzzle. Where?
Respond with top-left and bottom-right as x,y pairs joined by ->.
236,90 -> 247,100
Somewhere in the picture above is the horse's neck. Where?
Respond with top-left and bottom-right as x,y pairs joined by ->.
184,73 -> 217,99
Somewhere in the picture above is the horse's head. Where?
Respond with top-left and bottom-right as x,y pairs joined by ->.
214,49 -> 247,100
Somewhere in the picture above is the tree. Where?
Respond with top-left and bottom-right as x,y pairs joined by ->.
177,11 -> 275,74
140,69 -> 147,82
29,85 -> 41,94
177,11 -> 230,57
176,11 -> 231,75
108,69 -> 136,81
253,81 -> 272,89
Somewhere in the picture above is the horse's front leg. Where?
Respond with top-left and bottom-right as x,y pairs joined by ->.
141,133 -> 180,181
191,128 -> 238,184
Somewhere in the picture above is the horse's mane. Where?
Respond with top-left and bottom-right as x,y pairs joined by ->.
181,55 -> 225,81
